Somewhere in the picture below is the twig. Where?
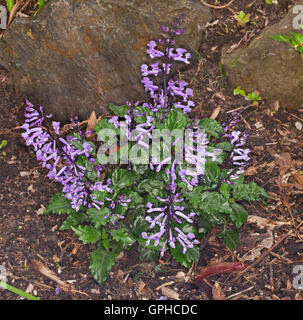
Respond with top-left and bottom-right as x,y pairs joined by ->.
19,0 -> 31,13
226,285 -> 254,299
200,0 -> 234,9
289,113 -> 303,122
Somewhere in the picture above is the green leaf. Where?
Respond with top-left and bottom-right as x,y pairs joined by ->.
199,192 -> 232,214
44,192 -> 73,215
132,106 -> 154,124
198,215 -> 213,237
233,85 -> 246,96
109,103 -> 129,117
138,246 -> 159,262
122,189 -> 144,208
71,225 -> 101,244
216,141 -> 232,152
128,208 -> 149,238
170,245 -> 191,268
170,245 -> 200,268
110,229 -> 135,246
233,182 -> 269,201
60,211 -> 87,231
137,178 -> 167,202
229,203 -> 248,229
110,169 -> 139,193
219,182 -> 230,200
271,34 -> 291,43
34,0 -> 45,16
222,229 -> 241,251
182,185 -> 210,209
87,208 -> 109,229
6,0 -> 15,12
165,110 -> 188,131
0,140 -> 7,149
132,164 -> 149,175
89,249 -> 115,285
187,246 -> 200,265
198,118 -> 224,139
205,161 -> 221,183
95,118 -> 116,135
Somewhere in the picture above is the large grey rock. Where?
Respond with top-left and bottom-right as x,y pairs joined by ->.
221,1 -> 303,110
0,0 -> 211,121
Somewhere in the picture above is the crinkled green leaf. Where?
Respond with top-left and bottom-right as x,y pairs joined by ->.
89,249 -> 115,285
71,225 -> 101,244
109,103 -> 128,117
111,168 -> 139,190
87,208 -> 109,229
44,192 -> 73,215
229,202 -> 248,229
60,211 -> 87,231
95,118 -> 116,134
205,161 -> 221,183
198,118 -> 224,139
170,245 -> 200,269
216,141 -> 232,152
110,229 -> 135,246
138,246 -> 159,262
233,182 -> 269,201
199,192 -> 232,214
165,110 -> 189,131
222,229 -> 241,251
219,182 -> 230,200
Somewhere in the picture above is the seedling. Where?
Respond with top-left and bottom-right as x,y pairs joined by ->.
234,11 -> 250,27
0,139 -> 7,156
233,86 -> 262,106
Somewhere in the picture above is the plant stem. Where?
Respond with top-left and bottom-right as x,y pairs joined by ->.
0,281 -> 40,300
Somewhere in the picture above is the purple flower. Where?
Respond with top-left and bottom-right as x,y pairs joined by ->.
168,48 -> 191,64
146,40 -> 165,59
140,63 -> 161,77
109,116 -> 120,129
141,77 -> 158,96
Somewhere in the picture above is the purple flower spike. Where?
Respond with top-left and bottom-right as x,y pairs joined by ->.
142,192 -> 199,257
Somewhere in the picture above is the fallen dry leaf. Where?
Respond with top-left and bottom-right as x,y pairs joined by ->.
293,173 -> 303,190
212,282 -> 226,300
161,287 -> 180,300
86,111 -> 97,138
275,152 -> 292,188
30,259 -> 71,291
241,215 -> 290,262
156,281 -> 175,291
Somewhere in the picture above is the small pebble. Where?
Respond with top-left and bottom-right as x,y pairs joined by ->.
20,171 -> 30,177
295,121 -> 302,130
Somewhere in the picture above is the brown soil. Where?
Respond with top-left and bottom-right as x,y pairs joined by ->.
0,0 -> 303,300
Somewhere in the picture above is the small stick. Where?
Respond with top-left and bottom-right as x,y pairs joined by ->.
226,285 -> 254,299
